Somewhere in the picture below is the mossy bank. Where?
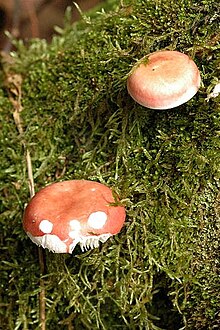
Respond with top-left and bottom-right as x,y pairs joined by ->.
0,0 -> 219,329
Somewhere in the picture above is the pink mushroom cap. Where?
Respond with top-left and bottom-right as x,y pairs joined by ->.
127,50 -> 201,110
23,180 -> 126,253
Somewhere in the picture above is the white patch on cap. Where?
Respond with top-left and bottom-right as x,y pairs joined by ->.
69,219 -> 81,239
69,219 -> 81,231
39,219 -> 53,233
27,232 -> 67,253
87,211 -> 107,229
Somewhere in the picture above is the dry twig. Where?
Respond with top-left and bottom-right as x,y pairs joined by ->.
3,57 -> 46,330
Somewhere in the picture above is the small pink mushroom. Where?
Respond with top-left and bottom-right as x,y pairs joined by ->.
23,180 -> 126,253
127,50 -> 201,110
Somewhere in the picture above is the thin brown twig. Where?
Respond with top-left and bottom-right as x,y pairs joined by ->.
3,62 -> 46,330
38,248 -> 46,330
26,149 -> 35,198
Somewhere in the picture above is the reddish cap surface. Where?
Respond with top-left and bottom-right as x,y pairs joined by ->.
23,180 -> 126,253
127,50 -> 201,110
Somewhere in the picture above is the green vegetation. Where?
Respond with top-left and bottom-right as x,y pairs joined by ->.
0,0 -> 219,329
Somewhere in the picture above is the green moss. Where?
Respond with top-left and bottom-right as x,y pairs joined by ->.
0,0 -> 220,328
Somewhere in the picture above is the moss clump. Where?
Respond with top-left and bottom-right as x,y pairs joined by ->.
0,0 -> 220,329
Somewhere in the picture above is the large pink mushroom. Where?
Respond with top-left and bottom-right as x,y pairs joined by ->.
23,180 -> 126,253
127,50 -> 201,110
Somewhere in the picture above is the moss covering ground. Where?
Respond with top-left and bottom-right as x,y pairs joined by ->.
0,0 -> 220,329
